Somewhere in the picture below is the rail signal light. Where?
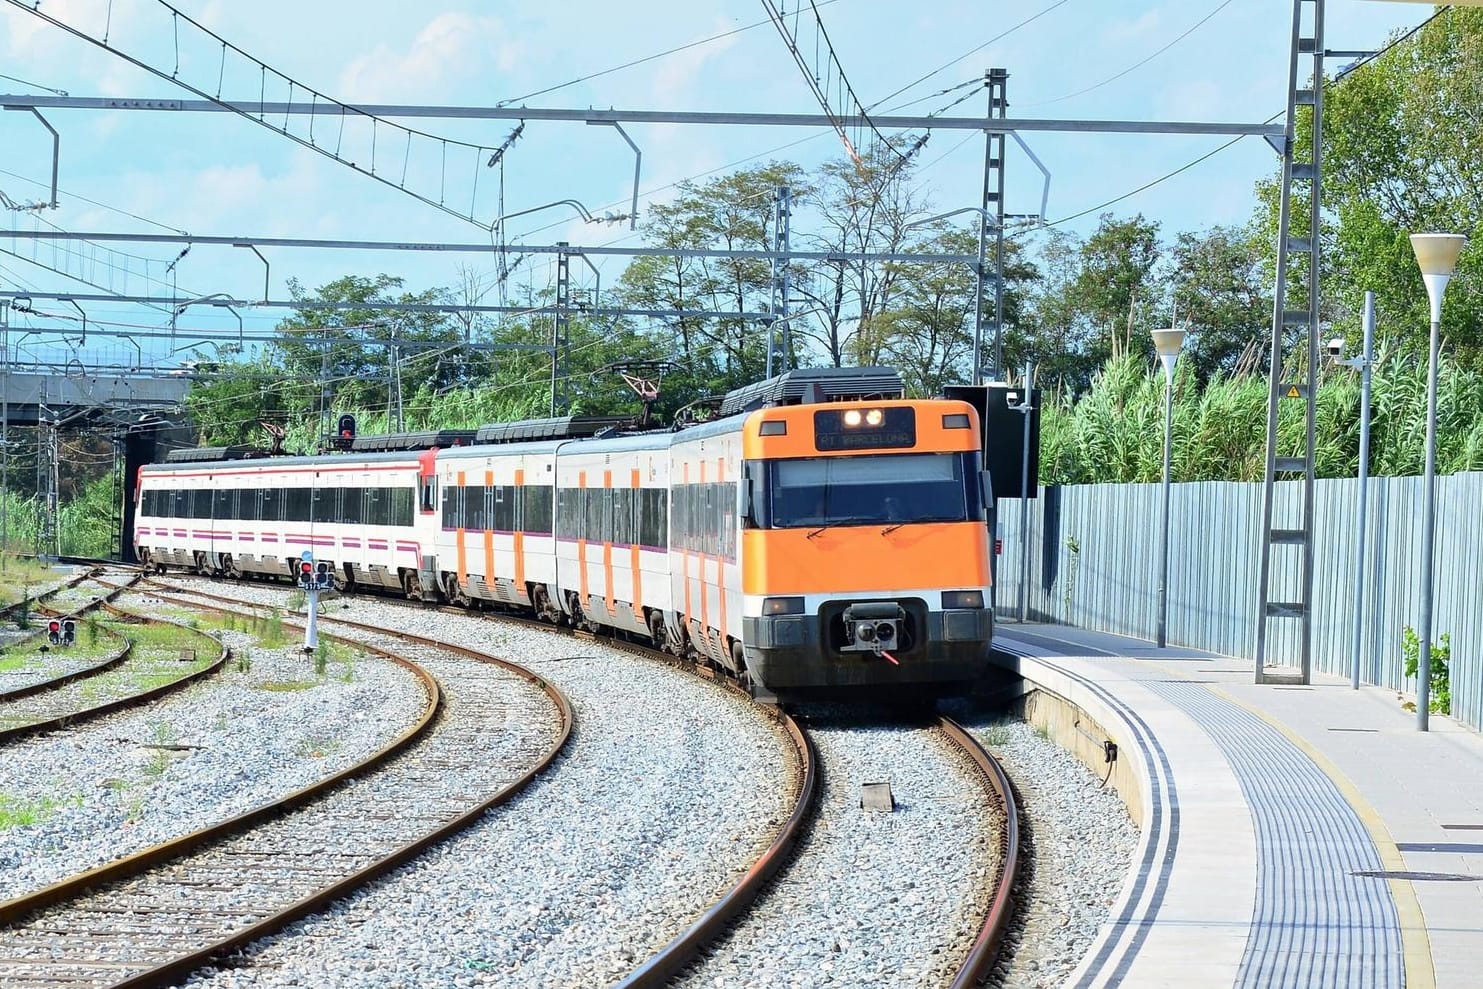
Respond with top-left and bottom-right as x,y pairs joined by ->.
299,560 -> 314,587
62,619 -> 76,645
336,413 -> 357,450
47,620 -> 61,645
316,562 -> 331,589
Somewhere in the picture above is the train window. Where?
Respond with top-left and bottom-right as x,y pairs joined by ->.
195,490 -> 213,519
484,485 -> 505,532
638,489 -> 667,550
286,487 -> 312,522
263,487 -> 282,522
522,486 -> 553,536
342,487 -> 363,525
610,489 -> 632,546
391,488 -> 414,527
215,489 -> 233,520
556,487 -> 579,538
585,488 -> 604,542
765,453 -> 974,528
312,487 -> 335,524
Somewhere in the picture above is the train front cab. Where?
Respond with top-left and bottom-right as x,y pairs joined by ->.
737,400 -> 994,699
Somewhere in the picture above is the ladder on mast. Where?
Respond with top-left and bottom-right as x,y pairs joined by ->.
1255,0 -> 1325,685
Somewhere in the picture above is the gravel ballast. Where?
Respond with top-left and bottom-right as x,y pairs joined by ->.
159,578 -> 798,989
0,590 -> 428,901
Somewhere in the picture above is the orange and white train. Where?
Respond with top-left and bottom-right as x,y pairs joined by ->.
134,369 -> 996,700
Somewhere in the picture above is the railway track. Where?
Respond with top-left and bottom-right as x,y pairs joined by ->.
0,588 -> 570,989
0,599 -> 227,744
155,576 -> 1019,987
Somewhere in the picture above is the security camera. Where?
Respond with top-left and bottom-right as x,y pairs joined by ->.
1326,337 -> 1345,360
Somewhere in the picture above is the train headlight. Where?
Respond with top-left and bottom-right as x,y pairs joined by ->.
762,596 -> 805,616
843,410 -> 863,427
942,590 -> 984,609
864,408 -> 884,426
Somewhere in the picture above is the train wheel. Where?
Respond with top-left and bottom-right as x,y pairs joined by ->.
446,574 -> 470,607
400,570 -> 420,601
222,555 -> 240,580
531,585 -> 559,624
647,611 -> 668,652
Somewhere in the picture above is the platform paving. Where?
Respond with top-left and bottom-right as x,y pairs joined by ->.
991,622 -> 1483,989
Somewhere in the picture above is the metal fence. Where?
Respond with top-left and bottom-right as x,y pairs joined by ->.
993,471 -> 1483,729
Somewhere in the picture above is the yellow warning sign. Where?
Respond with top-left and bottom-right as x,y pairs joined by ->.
1286,386 -> 1301,399
1280,382 -> 1307,399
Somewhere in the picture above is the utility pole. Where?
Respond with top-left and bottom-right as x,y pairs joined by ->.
981,68 -> 1009,383
553,244 -> 571,416
0,301 -> 8,569
769,186 -> 792,377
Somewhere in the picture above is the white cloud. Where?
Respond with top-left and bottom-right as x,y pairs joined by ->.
336,12 -> 521,103
648,17 -> 740,106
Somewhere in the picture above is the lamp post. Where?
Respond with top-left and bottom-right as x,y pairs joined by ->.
1151,323 -> 1186,648
1333,292 -> 1376,690
1409,232 -> 1466,731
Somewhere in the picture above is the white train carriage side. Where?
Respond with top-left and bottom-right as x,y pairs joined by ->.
430,441 -> 561,615
134,451 -> 432,589
550,433 -> 673,641
666,412 -> 744,670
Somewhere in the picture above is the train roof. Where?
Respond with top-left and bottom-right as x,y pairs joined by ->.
143,449 -> 424,472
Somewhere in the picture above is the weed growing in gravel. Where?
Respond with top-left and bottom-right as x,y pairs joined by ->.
259,680 -> 317,692
84,615 -> 100,646
236,649 -> 252,674
0,652 -> 25,673
297,736 -> 341,759
14,584 -> 32,630
981,722 -> 1011,747
260,608 -> 286,647
0,792 -> 82,830
287,589 -> 307,612
313,639 -> 332,678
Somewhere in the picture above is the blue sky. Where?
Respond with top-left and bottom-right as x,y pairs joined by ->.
0,0 -> 1435,371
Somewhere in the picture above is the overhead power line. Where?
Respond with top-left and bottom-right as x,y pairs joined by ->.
2,0 -> 520,230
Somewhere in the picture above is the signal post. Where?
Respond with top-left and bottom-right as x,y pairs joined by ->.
296,551 -> 333,653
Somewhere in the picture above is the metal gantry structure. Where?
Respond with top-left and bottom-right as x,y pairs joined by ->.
1255,0 -> 1326,685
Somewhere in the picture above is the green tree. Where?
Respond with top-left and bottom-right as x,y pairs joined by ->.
1168,225 -> 1271,378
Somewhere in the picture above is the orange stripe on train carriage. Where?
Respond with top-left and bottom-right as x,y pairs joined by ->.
740,523 -> 990,597
698,459 -> 709,650
603,469 -> 615,620
741,398 -> 981,460
456,470 -> 468,587
716,455 -> 727,645
681,462 -> 691,625
484,469 -> 494,594
630,467 -> 643,622
513,468 -> 526,598
578,470 -> 589,611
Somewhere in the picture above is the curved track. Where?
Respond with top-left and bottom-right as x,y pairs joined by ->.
157,576 -> 1017,987
0,588 -> 570,989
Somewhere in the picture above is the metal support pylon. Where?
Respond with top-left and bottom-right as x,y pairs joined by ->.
1255,0 -> 1324,685
768,186 -> 792,378
981,68 -> 1008,383
552,243 -> 571,416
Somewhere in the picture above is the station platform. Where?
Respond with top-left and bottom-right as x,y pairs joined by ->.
991,622 -> 1483,989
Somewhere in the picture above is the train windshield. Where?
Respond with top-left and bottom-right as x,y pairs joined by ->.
761,452 -> 981,529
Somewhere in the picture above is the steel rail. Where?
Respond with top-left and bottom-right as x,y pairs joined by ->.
31,581 -> 574,989
0,575 -> 139,701
940,715 -> 1021,988
0,600 -> 227,745
157,576 -> 821,989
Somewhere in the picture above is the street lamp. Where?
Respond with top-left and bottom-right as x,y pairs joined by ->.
1409,231 -> 1466,731
1150,322 -> 1186,648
